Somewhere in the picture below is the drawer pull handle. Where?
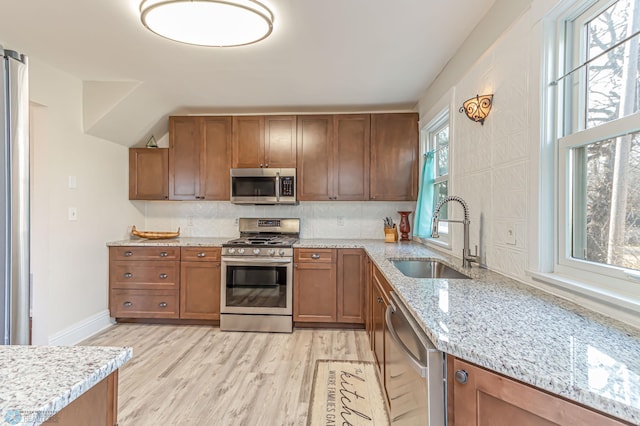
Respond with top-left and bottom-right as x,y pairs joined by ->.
311,253 -> 321,259
159,252 -> 169,257
124,251 -> 133,257
197,252 -> 206,257
123,301 -> 133,307
159,302 -> 168,308
377,297 -> 383,304
159,273 -> 168,279
124,273 -> 133,278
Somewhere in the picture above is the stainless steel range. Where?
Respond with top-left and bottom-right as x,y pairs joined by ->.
220,218 -> 300,333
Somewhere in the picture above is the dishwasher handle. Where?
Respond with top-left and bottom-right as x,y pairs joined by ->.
385,300 -> 429,378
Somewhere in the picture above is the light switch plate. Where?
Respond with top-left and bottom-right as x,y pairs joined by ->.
68,175 -> 77,189
506,223 -> 516,245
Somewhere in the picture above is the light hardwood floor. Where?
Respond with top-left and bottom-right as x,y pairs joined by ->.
82,324 -> 374,425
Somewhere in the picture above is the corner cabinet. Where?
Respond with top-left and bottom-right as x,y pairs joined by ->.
370,113 -> 419,201
450,358 -> 631,426
129,148 -> 169,200
169,116 -> 232,200
232,115 -> 297,168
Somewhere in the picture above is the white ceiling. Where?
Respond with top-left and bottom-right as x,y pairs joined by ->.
0,0 -> 496,146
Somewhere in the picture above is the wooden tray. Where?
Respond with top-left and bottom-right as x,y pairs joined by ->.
131,225 -> 180,240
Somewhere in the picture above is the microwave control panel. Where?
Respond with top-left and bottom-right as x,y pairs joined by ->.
280,176 -> 294,197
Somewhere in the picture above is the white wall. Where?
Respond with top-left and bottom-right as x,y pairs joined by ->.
29,57 -> 145,343
143,201 -> 416,240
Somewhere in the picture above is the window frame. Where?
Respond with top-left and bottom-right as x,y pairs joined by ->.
420,108 -> 451,248
544,0 -> 640,305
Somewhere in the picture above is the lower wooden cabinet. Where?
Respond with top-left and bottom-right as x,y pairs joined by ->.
451,358 -> 630,426
109,246 -> 221,321
293,248 -> 366,324
180,247 -> 221,320
293,249 -> 337,322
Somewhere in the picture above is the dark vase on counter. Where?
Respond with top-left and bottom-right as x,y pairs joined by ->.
398,211 -> 412,241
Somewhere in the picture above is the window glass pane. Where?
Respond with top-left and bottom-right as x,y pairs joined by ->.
585,0 -> 640,128
433,181 -> 449,220
433,125 -> 449,178
571,130 -> 640,270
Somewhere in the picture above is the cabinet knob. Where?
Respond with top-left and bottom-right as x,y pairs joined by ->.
158,302 -> 168,308
455,370 -> 469,384
371,196 -> 376,200
377,297 -> 383,303
260,163 -> 264,168
311,253 -> 321,259
159,252 -> 168,257
265,164 -> 269,168
123,301 -> 133,307
294,263 -> 298,268
159,273 -> 168,279
124,251 -> 133,257
197,252 -> 206,257
124,273 -> 133,278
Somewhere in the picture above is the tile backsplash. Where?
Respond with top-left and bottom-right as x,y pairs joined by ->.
141,201 -> 417,239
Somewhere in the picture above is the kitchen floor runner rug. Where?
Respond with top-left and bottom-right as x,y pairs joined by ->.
308,359 -> 390,426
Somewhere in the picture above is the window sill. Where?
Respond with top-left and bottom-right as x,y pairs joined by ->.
528,271 -> 640,319
413,235 -> 451,250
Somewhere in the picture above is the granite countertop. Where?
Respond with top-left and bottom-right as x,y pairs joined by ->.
107,237 -> 232,247
108,237 -> 640,423
0,346 -> 132,425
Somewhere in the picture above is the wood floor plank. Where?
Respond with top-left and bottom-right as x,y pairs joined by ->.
81,324 -> 374,425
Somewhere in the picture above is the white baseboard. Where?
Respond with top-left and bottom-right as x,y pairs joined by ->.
48,310 -> 115,346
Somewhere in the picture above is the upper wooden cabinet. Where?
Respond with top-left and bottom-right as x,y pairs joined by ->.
297,114 -> 370,201
232,115 -> 297,168
370,113 -> 419,201
129,148 -> 169,200
169,116 -> 232,200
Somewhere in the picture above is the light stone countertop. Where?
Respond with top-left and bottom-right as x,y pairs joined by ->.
0,345 -> 132,425
108,237 -> 640,423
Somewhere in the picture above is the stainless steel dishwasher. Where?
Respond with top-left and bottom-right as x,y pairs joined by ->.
385,291 -> 446,425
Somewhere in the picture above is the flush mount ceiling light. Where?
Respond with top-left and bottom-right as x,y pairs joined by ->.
139,0 -> 274,47
459,94 -> 493,125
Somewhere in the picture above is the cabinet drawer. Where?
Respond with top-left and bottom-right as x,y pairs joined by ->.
110,289 -> 179,319
109,246 -> 180,261
181,247 -> 221,262
110,260 -> 179,289
295,248 -> 336,263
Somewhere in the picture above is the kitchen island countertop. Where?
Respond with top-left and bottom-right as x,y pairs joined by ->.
108,237 -> 640,423
0,345 -> 132,425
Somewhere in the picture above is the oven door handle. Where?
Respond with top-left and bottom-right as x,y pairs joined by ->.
222,257 -> 292,265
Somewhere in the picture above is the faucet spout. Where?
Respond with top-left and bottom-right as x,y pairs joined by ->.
430,195 -> 480,268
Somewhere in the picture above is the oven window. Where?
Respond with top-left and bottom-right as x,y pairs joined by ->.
232,177 -> 276,197
225,265 -> 287,308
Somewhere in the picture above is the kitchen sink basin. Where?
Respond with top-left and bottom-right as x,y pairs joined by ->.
390,259 -> 471,279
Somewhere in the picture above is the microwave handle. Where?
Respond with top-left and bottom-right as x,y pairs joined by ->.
276,172 -> 280,202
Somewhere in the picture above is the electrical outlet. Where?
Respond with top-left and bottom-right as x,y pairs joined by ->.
337,216 -> 344,226
234,218 -> 239,225
187,216 -> 194,226
506,223 -> 516,245
68,207 -> 78,221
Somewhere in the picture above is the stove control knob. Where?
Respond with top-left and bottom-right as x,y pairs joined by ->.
228,248 -> 236,254
279,249 -> 286,256
253,248 -> 261,255
268,249 -> 276,256
238,248 -> 245,255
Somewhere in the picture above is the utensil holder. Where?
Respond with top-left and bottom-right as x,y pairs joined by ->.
384,225 -> 398,243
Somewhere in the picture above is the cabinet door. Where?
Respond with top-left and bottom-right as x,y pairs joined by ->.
169,116 -> 201,200
337,249 -> 365,323
129,148 -> 168,200
202,116 -> 232,200
293,261 -> 337,322
370,113 -> 418,201
180,261 -> 221,320
452,358 -> 629,426
232,116 -> 265,168
297,115 -> 334,200
334,114 -> 370,201
265,115 -> 297,168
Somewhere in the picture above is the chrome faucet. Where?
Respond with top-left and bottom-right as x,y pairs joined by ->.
431,195 -> 480,268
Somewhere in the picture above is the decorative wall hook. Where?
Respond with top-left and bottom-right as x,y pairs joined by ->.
459,94 -> 493,125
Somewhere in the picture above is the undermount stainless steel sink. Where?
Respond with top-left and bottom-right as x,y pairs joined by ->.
390,259 -> 471,279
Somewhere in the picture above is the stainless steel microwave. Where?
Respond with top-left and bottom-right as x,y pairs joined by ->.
230,168 -> 297,205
